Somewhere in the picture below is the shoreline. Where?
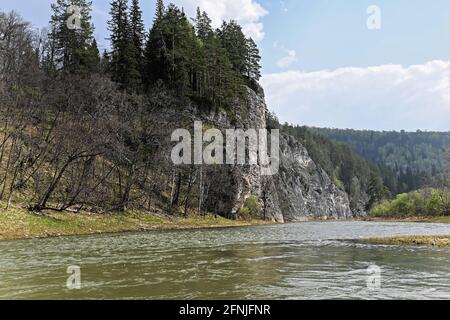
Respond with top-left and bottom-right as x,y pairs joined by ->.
2,206 -> 449,242
360,217 -> 450,247
0,206 -> 275,242
360,216 -> 450,224
364,235 -> 450,247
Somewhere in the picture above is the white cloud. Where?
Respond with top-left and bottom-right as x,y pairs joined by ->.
276,50 -> 298,68
177,0 -> 268,41
261,60 -> 450,131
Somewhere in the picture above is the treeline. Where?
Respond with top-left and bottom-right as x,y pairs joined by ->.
45,0 -> 261,109
371,189 -> 450,217
0,1 -> 262,217
278,122 -> 387,212
311,128 -> 450,194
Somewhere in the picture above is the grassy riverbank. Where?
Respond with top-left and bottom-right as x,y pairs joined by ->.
0,205 -> 272,241
365,235 -> 450,247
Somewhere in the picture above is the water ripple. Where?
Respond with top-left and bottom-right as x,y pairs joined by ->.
0,222 -> 449,299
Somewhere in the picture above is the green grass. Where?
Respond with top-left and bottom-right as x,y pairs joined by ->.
364,235 -> 450,247
0,204 -> 272,241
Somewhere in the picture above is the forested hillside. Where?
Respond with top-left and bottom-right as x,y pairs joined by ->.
0,0 -> 263,216
310,128 -> 450,194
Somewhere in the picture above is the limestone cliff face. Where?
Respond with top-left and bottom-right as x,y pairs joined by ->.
199,87 -> 352,222
199,88 -> 281,220
151,86 -> 352,221
273,134 -> 351,221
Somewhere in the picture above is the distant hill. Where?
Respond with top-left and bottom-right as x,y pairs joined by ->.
309,128 -> 450,194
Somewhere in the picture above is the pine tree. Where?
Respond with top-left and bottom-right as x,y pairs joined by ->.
366,172 -> 387,210
195,8 -> 212,40
155,0 -> 165,22
85,37 -> 100,72
49,0 -> 96,73
100,49 -> 110,73
130,0 -> 145,79
246,38 -> 261,81
108,0 -> 128,84
144,3 -> 196,95
108,0 -> 139,91
143,0 -> 168,88
195,7 -> 202,33
217,21 -> 248,104
144,0 -> 167,89
219,21 -> 248,76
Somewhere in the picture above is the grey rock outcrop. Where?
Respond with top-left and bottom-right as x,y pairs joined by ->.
152,86 -> 353,222
199,87 -> 352,222
273,134 -> 351,221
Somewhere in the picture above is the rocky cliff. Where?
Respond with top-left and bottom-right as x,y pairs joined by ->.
151,86 -> 352,222
273,134 -> 351,221
197,87 -> 352,222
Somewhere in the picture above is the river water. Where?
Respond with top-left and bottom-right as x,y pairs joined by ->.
0,222 -> 449,300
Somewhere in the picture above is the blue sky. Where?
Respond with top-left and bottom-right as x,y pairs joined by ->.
2,0 -> 450,131
260,0 -> 450,72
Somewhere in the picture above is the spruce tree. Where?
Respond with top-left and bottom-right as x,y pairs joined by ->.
108,0 -> 128,84
195,8 -> 212,40
195,7 -> 202,33
100,49 -> 110,74
219,21 -> 248,77
144,0 -> 167,89
366,172 -> 387,210
85,37 -> 100,72
246,37 -> 261,81
49,0 -> 96,73
164,4 -> 197,95
155,0 -> 165,22
144,3 -> 196,96
130,0 -> 145,74
108,0 -> 139,91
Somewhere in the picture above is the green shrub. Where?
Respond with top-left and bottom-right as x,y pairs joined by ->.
239,195 -> 261,220
371,188 -> 450,217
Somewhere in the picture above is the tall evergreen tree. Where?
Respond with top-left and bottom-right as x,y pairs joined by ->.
108,0 -> 128,84
143,0 -> 166,88
245,37 -> 261,81
144,3 -> 196,95
195,7 -> 212,40
130,0 -> 145,77
49,0 -> 97,72
85,37 -> 100,72
100,49 -> 110,73
366,172 -> 387,210
155,0 -> 165,22
206,35 -> 237,108
219,21 -> 248,77
108,0 -> 139,91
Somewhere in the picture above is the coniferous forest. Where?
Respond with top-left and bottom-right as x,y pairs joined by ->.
311,128 -> 450,193
61,0 -> 262,106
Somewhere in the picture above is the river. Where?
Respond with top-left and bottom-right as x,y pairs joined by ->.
0,221 -> 449,300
